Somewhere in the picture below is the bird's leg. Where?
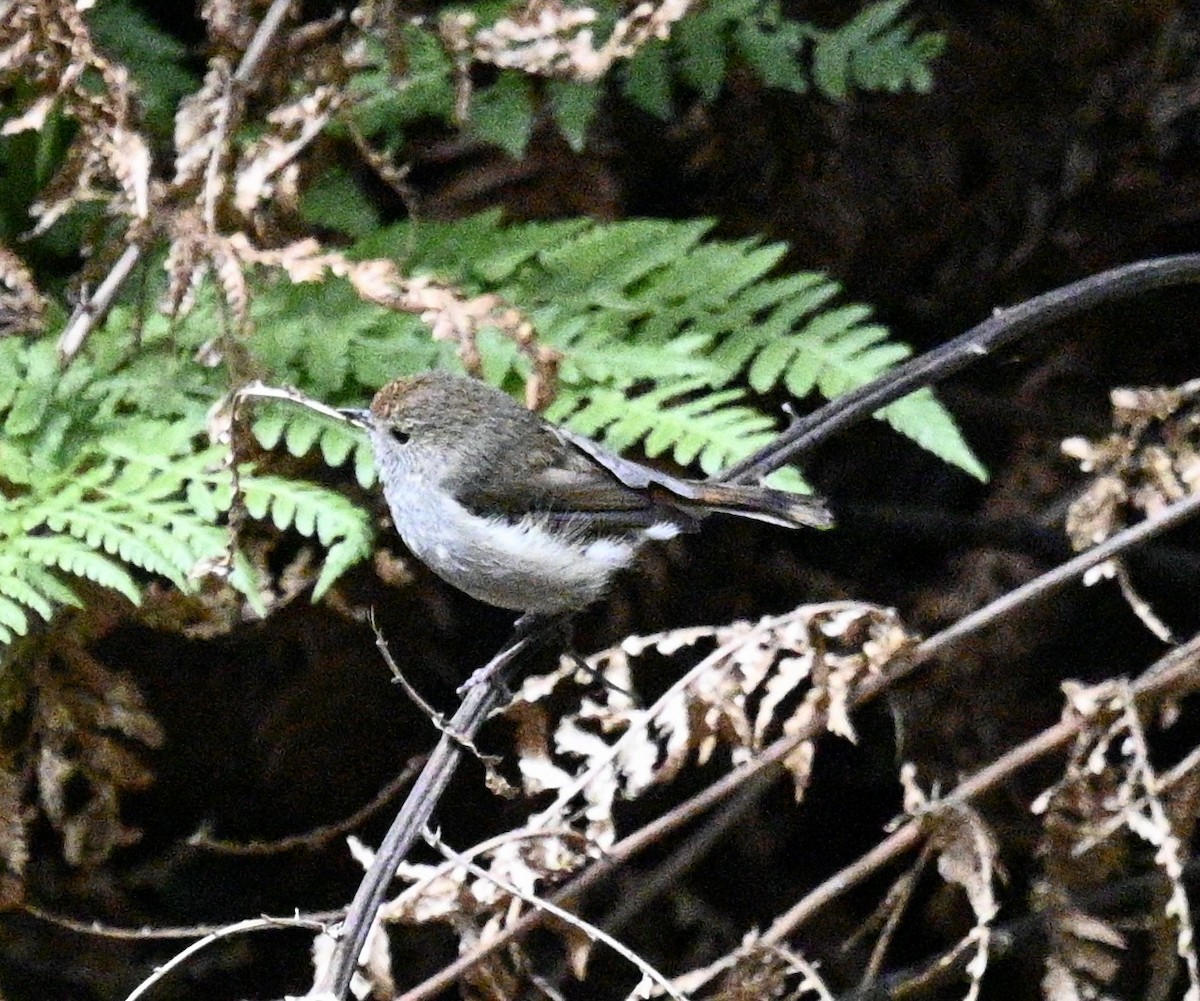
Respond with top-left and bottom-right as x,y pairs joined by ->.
456,611 -> 572,695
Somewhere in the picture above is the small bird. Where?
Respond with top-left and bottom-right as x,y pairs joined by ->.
342,371 -> 832,615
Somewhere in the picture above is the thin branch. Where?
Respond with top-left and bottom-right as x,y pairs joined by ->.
913,489 -> 1200,662
370,611 -> 509,790
188,759 -> 422,856
859,845 -> 933,988
57,242 -> 143,360
122,914 -> 331,1001
23,905 -> 338,940
720,253 -> 1200,481
310,615 -> 568,999
201,69 -> 237,233
233,0 -> 296,86
599,776 -> 769,937
388,826 -> 593,908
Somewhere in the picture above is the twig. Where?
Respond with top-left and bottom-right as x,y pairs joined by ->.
426,830 -> 687,1001
231,379 -> 355,425
233,0 -> 296,86
858,845 -> 933,987
912,489 -> 1200,662
371,610 -> 453,728
599,776 -> 769,937
389,826 -> 593,906
370,611 -> 506,780
23,904 -> 339,940
188,759 -> 422,856
123,914 -> 331,1001
721,253 -> 1200,481
310,615 -> 567,999
201,67 -> 237,233
57,242 -> 143,360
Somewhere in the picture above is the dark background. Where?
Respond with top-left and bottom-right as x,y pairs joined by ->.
5,1 -> 1200,999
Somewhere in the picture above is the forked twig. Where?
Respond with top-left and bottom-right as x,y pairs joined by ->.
312,616 -> 566,998
370,612 -> 507,783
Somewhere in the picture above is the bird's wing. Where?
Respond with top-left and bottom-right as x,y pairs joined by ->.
455,425 -> 665,522
555,426 -> 715,502
558,427 -> 833,529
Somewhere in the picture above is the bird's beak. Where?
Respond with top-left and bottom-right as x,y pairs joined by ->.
338,407 -> 373,429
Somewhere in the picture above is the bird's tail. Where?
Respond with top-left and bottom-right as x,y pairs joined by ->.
664,482 -> 834,530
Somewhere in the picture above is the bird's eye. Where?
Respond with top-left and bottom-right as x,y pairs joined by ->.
389,428 -> 411,445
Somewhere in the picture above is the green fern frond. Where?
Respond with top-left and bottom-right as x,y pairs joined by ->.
238,475 -> 374,599
622,0 -> 944,115
530,219 -> 714,308
335,1 -> 941,162
0,553 -> 87,641
811,0 -> 945,99
549,381 -> 779,478
303,215 -> 982,484
251,407 -> 377,489
875,388 -> 988,481
13,536 -> 141,604
0,598 -> 25,644
0,328 -> 378,647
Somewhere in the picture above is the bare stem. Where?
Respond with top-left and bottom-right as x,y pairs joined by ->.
310,615 -> 566,999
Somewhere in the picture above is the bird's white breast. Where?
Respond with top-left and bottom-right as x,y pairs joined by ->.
381,469 -> 637,613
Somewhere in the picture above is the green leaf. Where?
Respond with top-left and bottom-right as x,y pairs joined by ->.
4,341 -> 56,435
732,1 -> 807,92
0,440 -> 34,486
811,0 -> 943,100
21,537 -> 141,604
675,4 -> 734,100
547,80 -> 601,152
879,388 -> 989,482
622,39 -> 674,119
0,594 -> 29,637
469,73 -> 536,159
239,475 -> 375,595
301,168 -> 380,238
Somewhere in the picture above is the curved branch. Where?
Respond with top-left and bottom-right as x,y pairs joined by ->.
721,253 -> 1200,481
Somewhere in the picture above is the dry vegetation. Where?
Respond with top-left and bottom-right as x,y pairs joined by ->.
2,2 -> 1200,1000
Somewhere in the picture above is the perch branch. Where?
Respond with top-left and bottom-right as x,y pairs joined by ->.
310,616 -> 566,999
